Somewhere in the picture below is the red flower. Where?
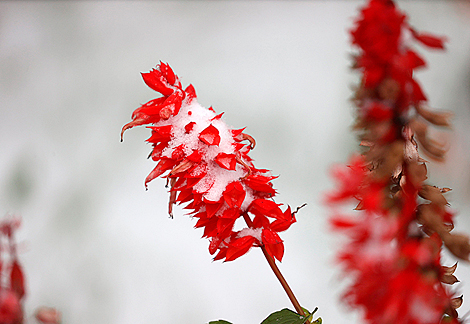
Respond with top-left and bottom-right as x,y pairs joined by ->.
330,1 -> 461,324
0,290 -> 22,324
122,63 -> 296,261
351,0 -> 446,109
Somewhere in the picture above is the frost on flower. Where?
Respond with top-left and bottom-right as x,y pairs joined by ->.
122,62 -> 296,262
328,1 -> 467,323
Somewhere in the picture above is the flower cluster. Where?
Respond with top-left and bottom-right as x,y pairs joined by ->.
0,217 -> 25,324
122,62 -> 296,262
328,0 -> 468,323
0,215 -> 62,324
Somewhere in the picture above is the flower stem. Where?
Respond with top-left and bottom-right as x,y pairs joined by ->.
242,213 -> 309,322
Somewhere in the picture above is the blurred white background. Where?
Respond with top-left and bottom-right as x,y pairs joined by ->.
1,1 -> 470,323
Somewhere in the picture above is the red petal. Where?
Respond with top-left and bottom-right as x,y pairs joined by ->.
185,122 -> 196,133
365,102 -> 393,122
213,248 -> 227,261
270,219 -> 293,232
249,199 -> 283,219
131,97 -> 166,119
411,29 -> 446,49
146,125 -> 172,143
204,198 -> 224,218
141,69 -> 174,96
217,218 -> 236,237
225,236 -> 256,261
10,260 -> 25,299
211,112 -> 224,121
185,163 -> 207,179
363,66 -> 385,88
411,79 -> 427,102
231,128 -> 246,140
160,62 -> 176,86
221,208 -> 239,219
184,84 -> 197,102
404,50 -> 426,69
145,159 -> 175,187
253,215 -> 270,229
209,237 -> 221,255
270,207 -> 296,232
176,188 -> 192,204
262,229 -> 284,261
199,124 -> 221,146
243,179 -> 276,196
223,182 -> 246,208
186,150 -> 202,163
202,218 -> 218,238
215,153 -> 237,170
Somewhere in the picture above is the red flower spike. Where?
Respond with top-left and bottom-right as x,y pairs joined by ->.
199,124 -> 221,146
123,62 -> 298,262
329,2 -> 462,324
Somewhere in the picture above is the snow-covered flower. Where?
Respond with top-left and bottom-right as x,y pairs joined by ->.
122,62 -> 296,262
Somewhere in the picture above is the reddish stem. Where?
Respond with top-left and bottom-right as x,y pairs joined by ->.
242,213 -> 309,322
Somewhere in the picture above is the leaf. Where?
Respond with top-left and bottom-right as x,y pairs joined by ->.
208,320 -> 232,324
261,308 -> 309,324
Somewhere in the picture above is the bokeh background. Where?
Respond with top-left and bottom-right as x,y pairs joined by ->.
2,1 -> 470,323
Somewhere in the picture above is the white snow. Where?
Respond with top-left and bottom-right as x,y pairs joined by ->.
156,99 -> 250,207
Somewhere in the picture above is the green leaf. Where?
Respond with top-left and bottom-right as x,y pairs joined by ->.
261,308 -> 310,324
301,306 -> 318,320
312,317 -> 322,324
208,320 -> 232,324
